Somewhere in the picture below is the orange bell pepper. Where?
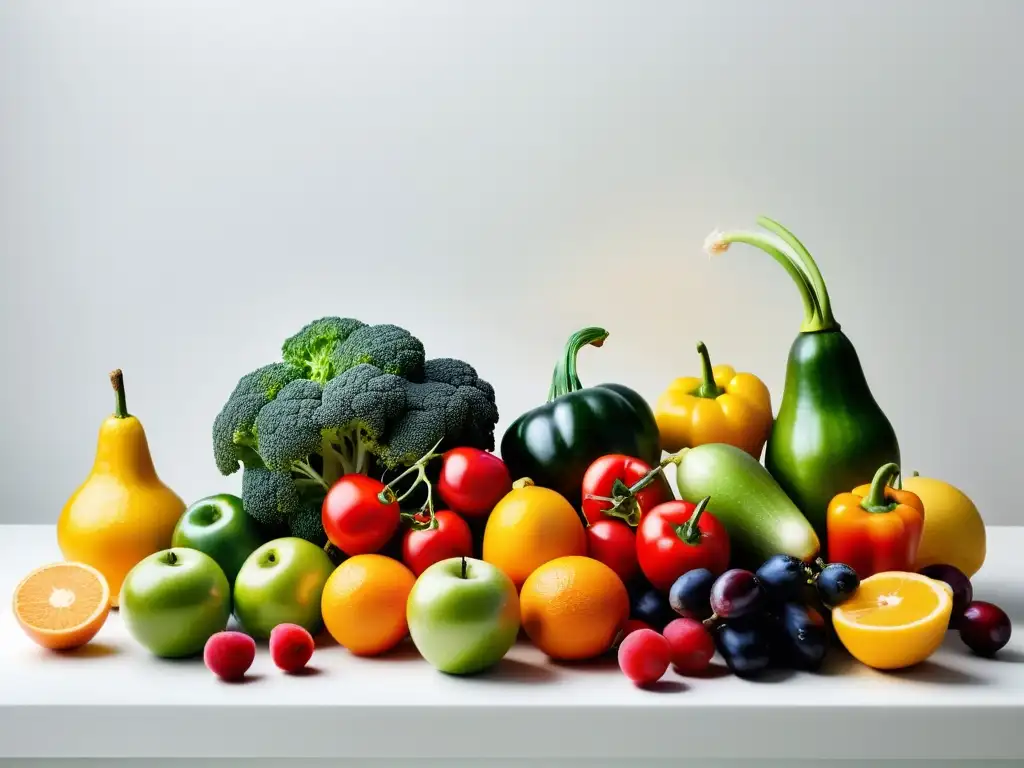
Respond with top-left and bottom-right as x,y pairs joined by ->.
826,462 -> 925,579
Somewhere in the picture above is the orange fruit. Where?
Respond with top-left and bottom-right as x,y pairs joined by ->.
832,571 -> 953,670
482,479 -> 587,589
12,562 -> 111,650
519,555 -> 630,661
321,554 -> 416,656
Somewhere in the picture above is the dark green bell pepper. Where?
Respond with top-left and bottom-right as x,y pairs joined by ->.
499,327 -> 662,509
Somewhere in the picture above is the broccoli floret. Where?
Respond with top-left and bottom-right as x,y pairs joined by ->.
213,316 -> 500,542
241,466 -> 326,544
333,323 -> 425,381
281,317 -> 365,384
212,363 -> 305,474
254,379 -> 336,483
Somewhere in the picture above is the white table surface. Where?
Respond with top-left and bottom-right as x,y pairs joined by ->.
1,524 -> 1022,762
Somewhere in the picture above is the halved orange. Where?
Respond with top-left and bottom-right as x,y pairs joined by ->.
832,571 -> 952,670
12,562 -> 111,650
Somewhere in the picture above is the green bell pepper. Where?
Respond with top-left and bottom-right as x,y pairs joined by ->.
499,327 -> 662,509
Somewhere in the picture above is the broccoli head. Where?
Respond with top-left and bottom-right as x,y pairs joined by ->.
212,316 -> 499,544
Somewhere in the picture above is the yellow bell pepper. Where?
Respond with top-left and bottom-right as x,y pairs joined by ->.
654,341 -> 773,459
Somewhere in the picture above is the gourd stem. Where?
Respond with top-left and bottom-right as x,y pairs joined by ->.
705,230 -> 826,333
547,327 -> 609,401
109,369 -> 129,419
756,216 -> 837,329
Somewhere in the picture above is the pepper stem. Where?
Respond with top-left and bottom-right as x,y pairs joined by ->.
676,496 -> 711,545
861,462 -> 901,512
704,228 -> 830,333
547,327 -> 609,402
692,342 -> 724,399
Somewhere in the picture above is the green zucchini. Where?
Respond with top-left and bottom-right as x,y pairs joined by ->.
671,443 -> 820,566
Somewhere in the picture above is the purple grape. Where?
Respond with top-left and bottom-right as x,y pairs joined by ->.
959,601 -> 1012,657
919,564 -> 973,628
710,569 -> 764,619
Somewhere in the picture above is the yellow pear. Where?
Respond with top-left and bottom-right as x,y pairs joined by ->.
57,369 -> 185,607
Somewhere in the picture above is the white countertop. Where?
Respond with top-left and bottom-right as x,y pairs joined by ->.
1,524 -> 1022,761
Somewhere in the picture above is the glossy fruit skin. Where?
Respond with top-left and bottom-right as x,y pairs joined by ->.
715,618 -> 772,679
321,554 -> 417,657
905,474 -> 986,578
269,623 -> 315,672
766,331 -> 901,557
663,617 -> 715,675
755,554 -> 809,604
618,619 -> 654,644
586,519 -> 639,584
668,568 -> 715,621
436,448 -> 512,518
630,585 -> 675,631
959,601 -> 1012,657
500,329 -> 661,511
402,510 -> 474,577
673,442 -> 820,567
406,557 -> 521,675
919,564 -> 973,627
58,381 -> 186,607
204,631 -> 256,681
617,628 -> 671,686
816,563 -> 861,608
710,569 -> 764,619
636,499 -> 731,592
232,537 -> 335,639
580,454 -> 673,526
774,602 -> 828,671
322,474 -> 400,555
120,548 -> 231,658
482,480 -> 587,589
172,494 -> 266,584
520,555 -> 630,661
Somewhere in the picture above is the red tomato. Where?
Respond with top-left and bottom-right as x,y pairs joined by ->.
436,447 -> 512,518
321,474 -> 401,555
586,519 -> 639,583
581,454 -> 673,527
636,497 -> 730,592
401,510 -> 474,577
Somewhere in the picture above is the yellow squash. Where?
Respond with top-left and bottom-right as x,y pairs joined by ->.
57,370 -> 186,606
654,341 -> 773,459
901,471 -> 987,578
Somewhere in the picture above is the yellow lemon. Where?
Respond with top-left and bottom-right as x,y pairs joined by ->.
903,474 -> 986,578
833,571 -> 953,670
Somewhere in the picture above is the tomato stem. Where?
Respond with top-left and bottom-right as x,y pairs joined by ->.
675,496 -> 710,545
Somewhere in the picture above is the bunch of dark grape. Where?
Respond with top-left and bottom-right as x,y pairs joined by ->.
667,556 -> 861,679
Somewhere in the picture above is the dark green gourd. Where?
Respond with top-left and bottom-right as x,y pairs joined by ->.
705,217 -> 900,556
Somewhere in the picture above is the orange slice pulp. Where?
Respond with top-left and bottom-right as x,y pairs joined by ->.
12,562 -> 111,650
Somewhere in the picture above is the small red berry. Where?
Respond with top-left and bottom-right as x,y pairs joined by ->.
204,631 -> 256,681
269,623 -> 315,673
662,617 -> 715,675
617,628 -> 670,686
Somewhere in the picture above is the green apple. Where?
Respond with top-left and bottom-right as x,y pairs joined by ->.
407,556 -> 520,675
233,537 -> 335,639
171,494 -> 266,584
120,548 -> 231,658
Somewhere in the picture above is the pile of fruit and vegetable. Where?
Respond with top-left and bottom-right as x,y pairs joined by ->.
11,217 -> 1012,686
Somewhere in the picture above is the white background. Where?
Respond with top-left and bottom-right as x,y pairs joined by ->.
1,0 -> 1022,524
